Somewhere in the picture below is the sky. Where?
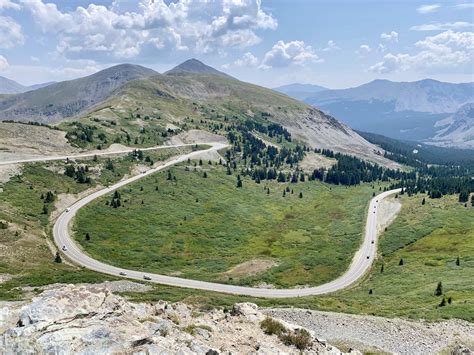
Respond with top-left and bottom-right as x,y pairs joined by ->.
0,0 -> 473,88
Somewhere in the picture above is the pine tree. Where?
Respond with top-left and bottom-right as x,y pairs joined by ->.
422,197 -> 426,205
369,289 -> 373,295
167,170 -> 172,180
448,297 -> 452,304
236,175 -> 242,188
438,298 -> 446,307
380,264 -> 384,273
398,258 -> 404,266
54,252 -> 62,263
456,257 -> 460,266
203,172 -> 208,178
435,281 -> 443,296
42,204 -> 48,215
299,192 -> 303,198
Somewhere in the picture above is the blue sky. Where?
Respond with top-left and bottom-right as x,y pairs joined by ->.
0,0 -> 472,88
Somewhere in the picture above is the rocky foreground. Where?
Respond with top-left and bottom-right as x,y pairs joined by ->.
0,284 -> 349,354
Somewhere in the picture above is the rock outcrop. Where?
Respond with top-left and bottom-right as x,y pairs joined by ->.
0,284 -> 349,354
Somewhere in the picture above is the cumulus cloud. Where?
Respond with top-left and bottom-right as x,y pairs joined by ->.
0,54 -> 9,70
322,40 -> 340,52
0,0 -> 20,10
19,0 -> 277,60
380,31 -> 398,42
417,4 -> 441,14
369,30 -> 473,73
262,40 -> 321,68
0,15 -> 24,48
410,22 -> 473,31
359,44 -> 372,52
234,52 -> 258,66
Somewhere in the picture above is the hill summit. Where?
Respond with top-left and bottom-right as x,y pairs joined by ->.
166,58 -> 231,78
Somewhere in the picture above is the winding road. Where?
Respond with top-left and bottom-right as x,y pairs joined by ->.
5,142 -> 400,298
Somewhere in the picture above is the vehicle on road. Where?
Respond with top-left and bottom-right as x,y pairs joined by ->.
371,240 -> 374,244
143,275 -> 151,280
119,272 -> 127,276
62,245 -> 67,251
66,208 -> 70,212
366,256 -> 370,259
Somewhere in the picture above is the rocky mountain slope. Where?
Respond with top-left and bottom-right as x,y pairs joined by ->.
0,76 -> 55,94
301,79 -> 474,143
0,64 -> 158,122
0,283 -> 346,354
274,83 -> 328,101
428,102 -> 474,149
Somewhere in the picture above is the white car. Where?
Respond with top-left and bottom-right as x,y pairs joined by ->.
119,272 -> 127,276
143,275 -> 151,280
62,245 -> 68,251
66,208 -> 70,212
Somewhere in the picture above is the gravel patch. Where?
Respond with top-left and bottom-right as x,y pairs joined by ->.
265,308 -> 474,354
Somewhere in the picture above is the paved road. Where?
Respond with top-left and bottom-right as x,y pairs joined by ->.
0,142 -> 204,166
8,141 -> 400,298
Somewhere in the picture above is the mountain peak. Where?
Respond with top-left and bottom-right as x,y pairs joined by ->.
165,58 -> 231,78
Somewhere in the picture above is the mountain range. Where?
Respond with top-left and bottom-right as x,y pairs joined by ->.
0,76 -> 56,94
274,83 -> 328,101
0,59 -> 396,167
279,79 -> 474,148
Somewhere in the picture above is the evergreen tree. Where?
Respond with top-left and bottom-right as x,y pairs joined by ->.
203,172 -> 208,178
368,289 -> 373,295
380,264 -> 384,273
399,258 -> 404,266
42,204 -> 48,215
438,298 -> 446,307
54,252 -> 62,263
448,297 -> 452,304
435,281 -> 443,296
459,191 -> 469,203
236,175 -> 242,188
422,197 -> 426,205
299,192 -> 303,198
85,233 -> 91,241
167,171 -> 172,180
456,257 -> 460,266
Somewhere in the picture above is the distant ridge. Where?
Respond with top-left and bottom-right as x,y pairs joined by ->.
274,83 -> 328,101
165,58 -> 232,78
0,76 -> 56,94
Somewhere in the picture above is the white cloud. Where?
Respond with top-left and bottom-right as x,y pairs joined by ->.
411,22 -> 473,31
262,40 -> 322,68
30,56 -> 39,62
0,0 -> 20,10
417,4 -> 441,14
369,30 -> 473,73
322,40 -> 340,51
0,15 -> 24,48
380,31 -> 398,43
234,52 -> 258,67
0,54 -> 9,71
454,3 -> 474,9
19,0 -> 278,60
359,44 -> 372,52
378,43 -> 387,52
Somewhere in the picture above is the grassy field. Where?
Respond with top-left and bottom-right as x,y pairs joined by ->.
74,161 -> 378,287
119,193 -> 474,321
0,146 -> 198,299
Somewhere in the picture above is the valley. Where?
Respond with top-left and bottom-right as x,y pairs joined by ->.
0,59 -> 472,353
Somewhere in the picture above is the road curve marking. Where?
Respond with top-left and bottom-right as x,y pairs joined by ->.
45,142 -> 399,298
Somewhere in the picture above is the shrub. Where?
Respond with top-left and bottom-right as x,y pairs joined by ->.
260,317 -> 286,336
281,329 -> 312,350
